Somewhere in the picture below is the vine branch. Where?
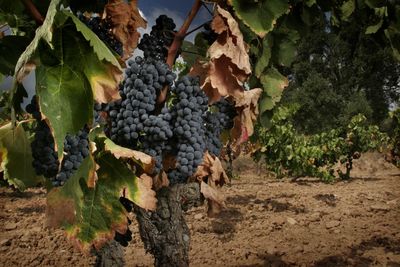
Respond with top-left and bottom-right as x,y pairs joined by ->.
22,0 -> 44,25
157,0 -> 203,104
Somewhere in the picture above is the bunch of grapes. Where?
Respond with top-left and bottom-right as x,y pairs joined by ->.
204,99 -> 237,156
141,108 -> 173,173
27,96 -> 91,187
26,96 -> 60,179
138,15 -> 176,60
53,128 -> 90,186
78,14 -> 123,56
167,76 -> 209,184
215,99 -> 237,129
107,56 -> 175,149
202,21 -> 218,45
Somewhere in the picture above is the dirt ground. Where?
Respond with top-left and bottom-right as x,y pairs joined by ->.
1,152 -> 400,267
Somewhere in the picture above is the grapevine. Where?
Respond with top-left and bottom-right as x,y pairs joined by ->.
1,0 -> 399,266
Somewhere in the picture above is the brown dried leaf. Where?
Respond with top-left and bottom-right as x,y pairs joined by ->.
210,6 -> 251,75
200,181 -> 225,205
208,56 -> 245,100
231,88 -> 262,149
104,0 -> 147,59
211,14 -> 228,34
194,152 -> 229,185
192,6 -> 251,104
193,152 -> 228,216
135,174 -> 157,210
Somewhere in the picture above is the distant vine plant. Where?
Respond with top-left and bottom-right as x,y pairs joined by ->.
253,106 -> 389,182
0,0 -> 399,266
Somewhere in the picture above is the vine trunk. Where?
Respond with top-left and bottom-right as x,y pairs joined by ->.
134,183 -> 202,267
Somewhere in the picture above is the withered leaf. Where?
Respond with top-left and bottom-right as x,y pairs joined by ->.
231,88 -> 262,149
104,0 -> 147,59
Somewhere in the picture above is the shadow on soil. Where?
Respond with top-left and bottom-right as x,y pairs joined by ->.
17,205 -> 46,214
210,207 -> 244,241
314,236 -> 400,267
313,194 -> 338,207
238,253 -> 293,267
227,194 -> 307,214
237,236 -> 400,267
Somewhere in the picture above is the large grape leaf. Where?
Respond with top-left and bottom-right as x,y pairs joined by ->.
55,12 -> 122,103
228,0 -> 289,37
0,122 -> 43,190
36,64 -> 92,159
37,13 -> 123,158
47,152 -> 156,251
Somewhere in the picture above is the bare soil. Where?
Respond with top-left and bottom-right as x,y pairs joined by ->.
1,152 -> 400,267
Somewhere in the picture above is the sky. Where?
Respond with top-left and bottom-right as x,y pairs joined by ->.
137,1 -> 213,42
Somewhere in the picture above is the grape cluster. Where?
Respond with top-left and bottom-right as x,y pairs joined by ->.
168,76 -> 209,184
26,96 -> 60,179
107,56 -> 175,149
204,112 -> 222,156
27,96 -> 91,187
78,14 -> 123,56
53,128 -> 90,186
141,108 -> 173,173
202,22 -> 218,45
138,15 -> 176,60
215,99 -> 237,129
204,99 -> 237,156
93,102 -> 106,125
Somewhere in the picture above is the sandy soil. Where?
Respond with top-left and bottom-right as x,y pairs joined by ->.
1,152 -> 399,267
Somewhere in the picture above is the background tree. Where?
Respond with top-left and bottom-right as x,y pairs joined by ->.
281,12 -> 400,134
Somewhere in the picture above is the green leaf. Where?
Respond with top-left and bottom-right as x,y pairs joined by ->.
14,0 -> 62,79
272,37 -> 297,67
260,67 -> 289,98
305,0 -> 316,7
36,64 -> 92,159
36,12 -> 123,158
47,152 -> 155,251
340,0 -> 356,21
365,7 -> 387,34
62,11 -> 121,69
255,36 -> 272,77
259,110 -> 273,128
365,19 -> 383,34
259,94 -> 274,114
0,122 -> 43,190
229,0 -> 290,37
